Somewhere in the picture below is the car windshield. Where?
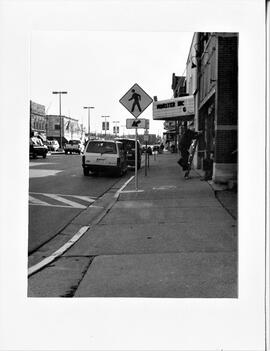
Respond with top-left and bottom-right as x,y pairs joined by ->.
86,141 -> 117,154
69,140 -> 80,145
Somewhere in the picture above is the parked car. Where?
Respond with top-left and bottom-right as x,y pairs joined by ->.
48,140 -> 60,151
43,140 -> 52,151
29,137 -> 48,159
115,138 -> 142,169
82,140 -> 127,176
64,139 -> 84,154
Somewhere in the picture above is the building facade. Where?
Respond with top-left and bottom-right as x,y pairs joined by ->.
185,32 -> 238,183
46,115 -> 84,144
30,101 -> 47,139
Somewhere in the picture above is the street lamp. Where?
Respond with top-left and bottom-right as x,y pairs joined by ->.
52,91 -> 67,149
101,115 -> 110,138
83,106 -> 95,140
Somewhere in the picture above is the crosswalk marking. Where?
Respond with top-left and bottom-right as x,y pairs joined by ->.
29,195 -> 50,206
29,192 -> 97,209
70,195 -> 96,203
44,193 -> 86,209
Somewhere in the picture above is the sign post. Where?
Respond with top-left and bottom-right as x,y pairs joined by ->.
120,83 -> 153,191
135,127 -> 138,190
144,131 -> 149,176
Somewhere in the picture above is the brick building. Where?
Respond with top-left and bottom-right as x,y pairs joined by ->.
185,32 -> 238,183
30,100 -> 46,139
46,115 -> 84,144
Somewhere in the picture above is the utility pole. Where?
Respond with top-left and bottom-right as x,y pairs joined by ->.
83,106 -> 94,140
101,116 -> 110,138
52,91 -> 67,149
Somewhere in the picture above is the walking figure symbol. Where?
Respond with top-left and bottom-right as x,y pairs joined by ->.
129,89 -> 141,112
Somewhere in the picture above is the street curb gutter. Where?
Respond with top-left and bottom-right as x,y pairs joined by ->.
28,226 -> 89,277
28,175 -> 135,277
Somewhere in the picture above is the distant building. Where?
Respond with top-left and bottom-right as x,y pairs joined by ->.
30,101 -> 46,140
46,115 -> 84,144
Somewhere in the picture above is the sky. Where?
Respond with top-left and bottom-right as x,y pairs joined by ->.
30,31 -> 194,136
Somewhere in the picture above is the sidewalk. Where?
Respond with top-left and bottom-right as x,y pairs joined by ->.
74,151 -> 238,298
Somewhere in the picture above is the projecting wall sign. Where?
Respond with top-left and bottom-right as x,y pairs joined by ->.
152,95 -> 194,120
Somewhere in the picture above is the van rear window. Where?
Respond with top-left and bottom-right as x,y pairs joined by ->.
117,139 -> 135,149
86,142 -> 117,154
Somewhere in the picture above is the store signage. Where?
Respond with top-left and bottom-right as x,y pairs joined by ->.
153,95 -> 194,120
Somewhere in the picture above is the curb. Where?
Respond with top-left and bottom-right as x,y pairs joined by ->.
28,175 -> 132,275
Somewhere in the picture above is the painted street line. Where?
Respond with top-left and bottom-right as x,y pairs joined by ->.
31,192 -> 97,200
114,176 -> 135,198
153,185 -> 177,190
29,192 -> 96,209
29,169 -> 63,178
29,162 -> 57,167
29,203 -> 82,209
45,193 -> 88,208
70,195 -> 96,202
120,190 -> 144,193
29,195 -> 50,206
28,226 -> 90,277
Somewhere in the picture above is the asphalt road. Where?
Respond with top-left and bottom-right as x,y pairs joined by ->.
28,153 -> 129,253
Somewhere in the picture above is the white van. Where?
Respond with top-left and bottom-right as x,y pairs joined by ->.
82,140 -> 127,176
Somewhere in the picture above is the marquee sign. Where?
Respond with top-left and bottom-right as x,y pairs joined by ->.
152,95 -> 194,121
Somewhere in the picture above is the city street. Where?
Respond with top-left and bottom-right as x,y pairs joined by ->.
1,1 -> 267,349
28,153 -> 131,253
28,151 -> 237,298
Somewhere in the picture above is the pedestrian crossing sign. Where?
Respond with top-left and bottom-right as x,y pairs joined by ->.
126,118 -> 149,129
119,83 -> 153,118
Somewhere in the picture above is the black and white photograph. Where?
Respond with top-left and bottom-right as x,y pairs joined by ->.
28,31 -> 238,299
0,0 -> 268,350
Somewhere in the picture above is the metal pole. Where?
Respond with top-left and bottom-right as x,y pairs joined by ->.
53,91 -> 67,149
135,126 -> 138,190
88,108 -> 90,136
84,107 -> 94,140
101,116 -> 109,139
145,141 -> 147,176
59,93 -> 62,149
30,101 -> 32,136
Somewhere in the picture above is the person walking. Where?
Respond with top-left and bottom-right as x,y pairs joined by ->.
178,126 -> 200,179
129,89 -> 142,113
